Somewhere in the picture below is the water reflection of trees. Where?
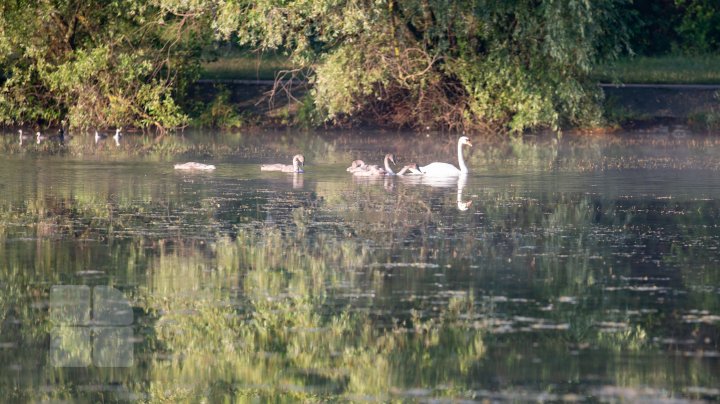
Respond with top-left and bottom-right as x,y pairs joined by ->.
1,165 -> 720,400
141,222 -> 487,401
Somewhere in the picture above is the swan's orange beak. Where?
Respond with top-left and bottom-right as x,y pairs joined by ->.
467,140 -> 473,147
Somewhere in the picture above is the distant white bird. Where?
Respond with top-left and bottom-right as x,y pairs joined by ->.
18,129 -> 31,145
113,128 -> 122,146
94,130 -> 107,144
174,162 -> 216,171
418,136 -> 472,177
36,131 -> 46,144
57,125 -> 65,142
261,154 -> 305,173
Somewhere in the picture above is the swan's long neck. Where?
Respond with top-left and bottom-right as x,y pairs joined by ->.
458,141 -> 468,173
293,156 -> 303,172
384,154 -> 395,175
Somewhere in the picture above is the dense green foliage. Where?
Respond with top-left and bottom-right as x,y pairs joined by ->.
626,0 -> 720,55
594,54 -> 720,84
0,0 -> 633,133
215,0 -> 631,132
0,0 -> 199,131
1,0 -> 717,133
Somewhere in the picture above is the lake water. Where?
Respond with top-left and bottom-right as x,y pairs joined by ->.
1,128 -> 719,401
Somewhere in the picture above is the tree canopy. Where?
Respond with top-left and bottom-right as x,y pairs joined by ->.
197,0 -> 632,133
0,0 -> 713,133
0,0 -> 200,131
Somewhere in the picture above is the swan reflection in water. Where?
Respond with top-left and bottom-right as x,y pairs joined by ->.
351,173 -> 396,191
293,172 -> 304,189
347,154 -> 396,177
455,175 -> 472,211
399,171 -> 472,211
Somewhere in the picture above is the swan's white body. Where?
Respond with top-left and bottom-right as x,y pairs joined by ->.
419,136 -> 472,176
261,154 -> 305,173
36,131 -> 46,144
174,162 -> 216,171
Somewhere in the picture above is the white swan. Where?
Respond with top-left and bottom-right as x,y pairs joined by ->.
261,154 -> 305,173
174,162 -> 216,171
113,128 -> 122,146
419,136 -> 472,176
18,129 -> 31,145
94,130 -> 107,143
36,131 -> 46,144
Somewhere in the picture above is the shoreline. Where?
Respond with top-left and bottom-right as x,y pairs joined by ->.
6,83 -> 717,135
191,80 -> 719,131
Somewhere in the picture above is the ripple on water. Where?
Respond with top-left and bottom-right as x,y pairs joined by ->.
591,385 -> 698,403
604,285 -> 671,292
367,262 -> 441,269
3,133 -> 720,400
682,312 -> 720,324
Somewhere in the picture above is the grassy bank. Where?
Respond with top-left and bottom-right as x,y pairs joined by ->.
593,54 -> 720,84
201,52 -> 720,85
197,52 -> 720,131
200,51 -> 294,81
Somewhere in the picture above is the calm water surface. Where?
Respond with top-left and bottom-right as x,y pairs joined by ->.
1,129 -> 719,401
